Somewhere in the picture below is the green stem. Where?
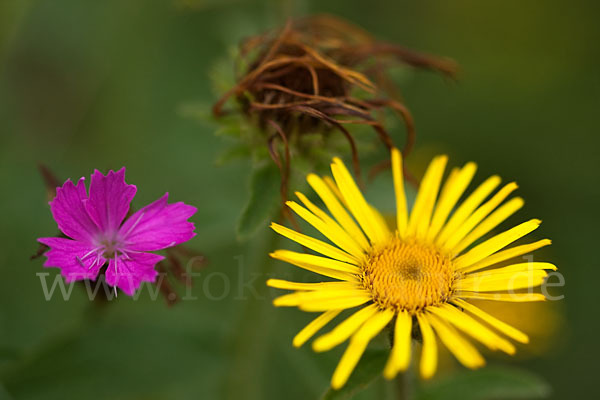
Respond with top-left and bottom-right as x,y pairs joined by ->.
396,371 -> 412,400
223,229 -> 281,400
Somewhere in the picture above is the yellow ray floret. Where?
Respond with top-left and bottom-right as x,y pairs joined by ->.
453,219 -> 542,270
442,182 -> 519,252
268,149 -> 557,389
292,310 -> 342,348
313,304 -> 380,352
417,313 -> 438,379
299,295 -> 372,312
407,155 -> 447,239
270,222 -> 356,264
452,197 -> 524,254
391,148 -> 409,237
331,158 -> 390,243
460,239 -> 552,273
435,175 -> 501,246
453,298 -> 529,343
428,312 -> 485,369
454,292 -> 547,302
267,279 -> 359,291
331,309 -> 394,388
287,198 -> 365,260
427,162 -> 477,241
307,174 -> 370,250
383,311 -> 412,378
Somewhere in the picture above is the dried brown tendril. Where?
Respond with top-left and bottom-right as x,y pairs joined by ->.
213,14 -> 458,207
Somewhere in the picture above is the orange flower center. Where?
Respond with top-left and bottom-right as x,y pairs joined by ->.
361,238 -> 456,313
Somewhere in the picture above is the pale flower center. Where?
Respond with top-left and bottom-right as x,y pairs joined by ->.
98,237 -> 122,259
77,233 -> 128,269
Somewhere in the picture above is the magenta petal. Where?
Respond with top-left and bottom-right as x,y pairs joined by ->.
49,178 -> 99,242
38,237 -> 105,282
119,193 -> 197,251
85,168 -> 137,233
104,252 -> 163,296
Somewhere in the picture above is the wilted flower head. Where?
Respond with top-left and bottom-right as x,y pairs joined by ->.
213,14 -> 457,186
38,168 -> 197,296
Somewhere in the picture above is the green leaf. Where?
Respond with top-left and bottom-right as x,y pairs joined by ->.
214,118 -> 247,138
321,349 -> 388,400
208,52 -> 238,97
416,366 -> 552,400
236,162 -> 282,240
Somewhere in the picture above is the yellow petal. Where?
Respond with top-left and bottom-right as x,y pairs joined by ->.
459,239 -> 552,273
456,270 -> 548,292
331,158 -> 390,244
330,338 -> 369,389
427,162 -> 477,241
453,219 -> 541,270
308,174 -> 369,250
273,289 -> 366,307
269,250 -> 357,282
467,262 -> 557,276
299,295 -> 371,312
370,205 -> 391,238
391,148 -> 409,237
435,175 -> 501,247
312,304 -> 379,352
292,194 -> 366,260
383,311 -> 412,379
294,191 -> 330,221
293,310 -> 342,347
438,168 -> 460,205
416,313 -> 438,379
323,176 -> 348,207
453,299 -> 529,344
431,166 -> 459,236
271,250 -> 359,273
442,183 -> 519,252
353,308 -> 395,342
429,304 -> 515,354
286,200 -> 364,261
427,312 -> 485,369
407,155 -> 448,239
455,292 -> 547,302
270,222 -> 357,264
452,197 -> 524,255
267,279 -> 359,291
331,310 -> 394,389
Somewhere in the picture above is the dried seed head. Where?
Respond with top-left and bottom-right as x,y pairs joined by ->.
213,14 -> 457,206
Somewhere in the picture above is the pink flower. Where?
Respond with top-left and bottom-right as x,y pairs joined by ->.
38,168 -> 197,296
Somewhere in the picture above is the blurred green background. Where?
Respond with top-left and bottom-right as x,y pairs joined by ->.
0,0 -> 597,399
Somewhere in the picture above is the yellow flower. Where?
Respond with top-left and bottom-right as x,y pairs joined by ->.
267,149 -> 556,389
